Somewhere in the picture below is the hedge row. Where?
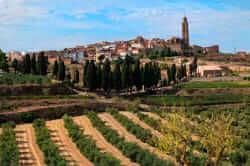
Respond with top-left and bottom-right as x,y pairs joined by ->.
107,109 -> 155,146
63,115 -> 121,166
87,111 -> 174,166
33,119 -> 67,166
0,122 -> 19,166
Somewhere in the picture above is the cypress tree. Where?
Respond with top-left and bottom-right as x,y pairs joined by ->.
101,59 -> 111,92
83,60 -> 89,87
0,50 -> 9,72
24,54 -> 31,74
133,60 -> 142,90
167,65 -> 172,84
143,63 -> 151,89
171,64 -> 177,83
86,60 -> 96,90
53,60 -> 58,77
31,55 -> 37,74
113,63 -> 122,92
58,61 -> 65,81
11,59 -> 18,73
121,63 -> 129,90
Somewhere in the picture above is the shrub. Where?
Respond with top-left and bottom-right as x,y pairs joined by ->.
0,122 -> 19,166
107,108 -> 155,146
87,112 -> 174,166
63,115 -> 121,166
33,119 -> 67,166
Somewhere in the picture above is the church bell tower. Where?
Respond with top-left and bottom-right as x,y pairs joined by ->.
182,16 -> 189,46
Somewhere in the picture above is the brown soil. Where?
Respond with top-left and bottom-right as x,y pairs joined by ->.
15,124 -> 45,166
74,116 -> 138,166
46,120 -> 93,166
99,113 -> 178,165
120,111 -> 163,138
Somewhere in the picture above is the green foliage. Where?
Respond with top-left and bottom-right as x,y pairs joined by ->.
23,54 -> 31,74
101,59 -> 112,91
136,112 -> 161,131
63,115 -> 121,166
52,60 -> 58,77
11,59 -> 18,73
31,55 -> 37,74
33,119 -> 67,166
107,108 -> 155,146
87,112 -> 174,166
0,50 -> 9,72
36,52 -> 48,75
0,122 -> 19,166
144,94 -> 250,106
113,63 -> 122,91
182,81 -> 250,89
0,73 -> 51,85
58,61 -> 65,81
86,60 -> 97,90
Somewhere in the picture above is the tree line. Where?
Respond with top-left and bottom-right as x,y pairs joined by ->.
11,52 -> 48,76
83,56 -> 161,92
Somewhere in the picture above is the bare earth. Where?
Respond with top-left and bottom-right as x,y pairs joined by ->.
15,124 -> 45,166
74,116 -> 138,166
120,111 -> 163,138
46,120 -> 93,166
99,113 -> 178,165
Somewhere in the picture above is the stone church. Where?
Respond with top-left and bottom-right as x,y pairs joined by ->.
166,16 -> 193,56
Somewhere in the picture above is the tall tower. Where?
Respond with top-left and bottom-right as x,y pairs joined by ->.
182,16 -> 189,46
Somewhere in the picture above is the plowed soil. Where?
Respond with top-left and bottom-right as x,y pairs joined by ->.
15,124 -> 45,166
99,113 -> 177,165
74,116 -> 138,166
46,120 -> 93,166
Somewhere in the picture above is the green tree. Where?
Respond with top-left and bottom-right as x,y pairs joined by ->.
0,50 -> 9,72
86,60 -> 97,90
121,62 -> 130,90
31,55 -> 37,74
58,61 -> 65,81
133,60 -> 142,90
101,59 -> 111,92
36,52 -> 48,75
11,59 -> 18,73
113,63 -> 122,92
83,60 -> 89,87
52,60 -> 58,77
23,54 -> 31,74
171,64 -> 177,83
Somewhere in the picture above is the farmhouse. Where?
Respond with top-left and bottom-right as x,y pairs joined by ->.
197,65 -> 222,77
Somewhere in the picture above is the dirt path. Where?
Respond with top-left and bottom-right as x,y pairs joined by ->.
15,124 -> 45,166
99,113 -> 178,165
46,120 -> 93,166
120,111 -> 163,138
74,116 -> 138,166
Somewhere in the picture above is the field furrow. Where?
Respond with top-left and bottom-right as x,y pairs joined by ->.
74,116 -> 138,166
46,120 -> 93,166
15,124 -> 45,166
120,111 -> 163,138
99,113 -> 177,164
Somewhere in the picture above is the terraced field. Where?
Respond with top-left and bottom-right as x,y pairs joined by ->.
0,111 -> 177,166
0,109 -> 249,166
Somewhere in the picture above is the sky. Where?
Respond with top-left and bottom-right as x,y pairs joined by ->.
0,0 -> 250,53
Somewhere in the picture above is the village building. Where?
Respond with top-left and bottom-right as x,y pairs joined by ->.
197,65 -> 223,77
